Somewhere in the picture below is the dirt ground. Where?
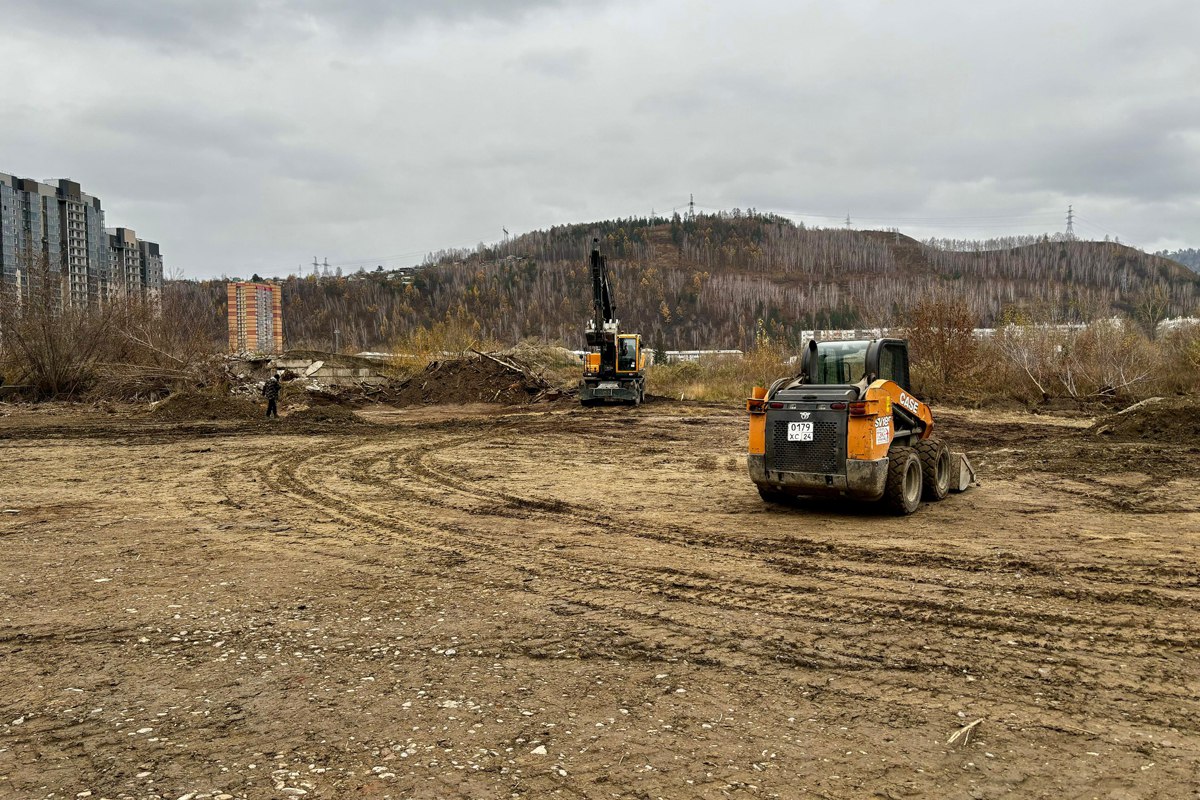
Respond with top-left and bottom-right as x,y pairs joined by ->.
1,399 -> 1198,799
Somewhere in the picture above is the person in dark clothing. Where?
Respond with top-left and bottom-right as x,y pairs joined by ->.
262,373 -> 281,418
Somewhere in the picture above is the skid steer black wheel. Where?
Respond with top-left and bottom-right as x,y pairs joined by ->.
915,437 -> 951,501
883,446 -> 923,515
757,486 -> 790,504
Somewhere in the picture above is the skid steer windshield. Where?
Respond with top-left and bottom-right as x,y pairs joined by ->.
813,341 -> 868,384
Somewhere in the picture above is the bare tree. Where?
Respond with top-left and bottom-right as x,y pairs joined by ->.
1133,284 -> 1171,339
0,252 -> 122,397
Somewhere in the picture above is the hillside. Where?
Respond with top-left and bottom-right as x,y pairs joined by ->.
174,213 -> 1200,352
1156,247 -> 1200,273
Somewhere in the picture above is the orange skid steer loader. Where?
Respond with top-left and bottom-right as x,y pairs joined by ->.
747,338 -> 974,514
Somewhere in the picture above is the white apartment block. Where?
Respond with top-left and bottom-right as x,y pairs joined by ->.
0,171 -> 164,309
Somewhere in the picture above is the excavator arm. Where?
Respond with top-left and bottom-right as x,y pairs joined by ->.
590,239 -> 615,334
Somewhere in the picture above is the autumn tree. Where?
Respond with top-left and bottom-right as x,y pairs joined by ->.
902,295 -> 979,399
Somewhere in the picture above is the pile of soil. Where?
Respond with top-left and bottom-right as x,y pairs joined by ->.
280,384 -> 366,410
1092,396 -> 1200,443
286,404 -> 368,425
153,391 -> 262,421
390,354 -> 565,406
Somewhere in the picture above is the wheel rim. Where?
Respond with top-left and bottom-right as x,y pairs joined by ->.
905,460 -> 921,503
936,450 -> 950,491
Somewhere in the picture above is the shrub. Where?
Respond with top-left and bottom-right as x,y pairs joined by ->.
647,343 -> 792,402
389,314 -> 499,374
902,296 -> 981,402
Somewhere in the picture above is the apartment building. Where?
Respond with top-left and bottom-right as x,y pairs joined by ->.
227,281 -> 284,353
57,179 -> 108,306
0,171 -> 164,308
107,227 -> 164,303
0,172 -> 63,298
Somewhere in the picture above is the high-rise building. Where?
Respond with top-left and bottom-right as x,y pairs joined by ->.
107,227 -> 164,303
0,171 -> 164,309
227,281 -> 284,353
0,172 -> 64,301
56,179 -> 107,307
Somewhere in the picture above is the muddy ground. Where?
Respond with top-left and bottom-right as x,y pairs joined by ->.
1,400 -> 1198,799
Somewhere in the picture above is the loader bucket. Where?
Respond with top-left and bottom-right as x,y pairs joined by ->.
950,452 -> 976,492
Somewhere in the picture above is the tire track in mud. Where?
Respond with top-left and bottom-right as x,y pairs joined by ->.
212,434 -> 1200,731
229,439 -> 931,679
290,435 -> 1199,659
394,437 -> 1200,645
386,440 -> 1200,720
248,441 -> 865,670
400,431 -> 1200,586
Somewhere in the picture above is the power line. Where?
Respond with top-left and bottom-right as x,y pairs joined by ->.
1073,213 -> 1122,240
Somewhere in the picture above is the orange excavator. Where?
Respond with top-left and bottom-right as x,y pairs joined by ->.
747,338 -> 974,514
579,239 -> 646,406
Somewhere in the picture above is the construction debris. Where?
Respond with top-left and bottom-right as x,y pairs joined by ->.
143,349 -> 571,421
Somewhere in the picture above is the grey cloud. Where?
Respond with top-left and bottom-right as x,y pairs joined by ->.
5,0 -> 574,53
5,0 -> 269,53
509,47 -> 590,80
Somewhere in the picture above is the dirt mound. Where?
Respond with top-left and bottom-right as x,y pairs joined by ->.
1092,396 -> 1200,443
390,354 -> 567,406
153,391 -> 262,421
286,404 -> 368,425
280,384 -> 367,410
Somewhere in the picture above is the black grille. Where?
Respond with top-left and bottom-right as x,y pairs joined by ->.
770,420 -> 841,473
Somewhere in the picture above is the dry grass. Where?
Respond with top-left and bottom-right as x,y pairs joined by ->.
647,346 -> 793,402
388,317 -> 500,376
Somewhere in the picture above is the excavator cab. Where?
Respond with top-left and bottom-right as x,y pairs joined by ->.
616,335 -> 640,373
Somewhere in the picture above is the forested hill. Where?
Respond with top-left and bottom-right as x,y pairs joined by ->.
178,212 -> 1200,352
1156,248 -> 1200,273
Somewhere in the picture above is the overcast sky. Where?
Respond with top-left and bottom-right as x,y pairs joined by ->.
4,0 -> 1199,279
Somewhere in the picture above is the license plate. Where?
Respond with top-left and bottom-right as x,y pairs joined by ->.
787,421 -> 814,442
598,381 -> 619,389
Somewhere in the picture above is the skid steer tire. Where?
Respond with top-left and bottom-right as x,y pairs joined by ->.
883,447 -> 923,515
757,486 -> 789,505
915,437 -> 951,502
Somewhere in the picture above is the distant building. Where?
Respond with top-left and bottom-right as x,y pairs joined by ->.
1,172 -> 66,301
107,227 -> 163,303
57,179 -> 108,307
227,281 -> 284,353
0,170 -> 163,308
662,349 -> 744,363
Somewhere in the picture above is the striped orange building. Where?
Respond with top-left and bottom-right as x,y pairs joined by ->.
227,282 -> 284,353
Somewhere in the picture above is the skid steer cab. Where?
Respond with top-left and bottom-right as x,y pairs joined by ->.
746,338 -> 974,514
